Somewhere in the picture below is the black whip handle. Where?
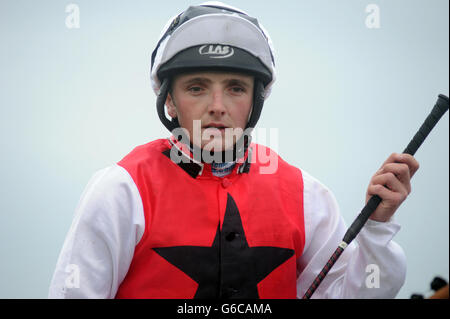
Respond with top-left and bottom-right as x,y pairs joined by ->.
403,94 -> 449,155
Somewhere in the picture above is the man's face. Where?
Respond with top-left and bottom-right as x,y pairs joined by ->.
166,71 -> 254,151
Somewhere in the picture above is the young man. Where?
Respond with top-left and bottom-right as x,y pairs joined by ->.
49,2 -> 419,298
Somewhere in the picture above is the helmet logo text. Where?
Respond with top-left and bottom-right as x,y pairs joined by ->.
199,45 -> 234,59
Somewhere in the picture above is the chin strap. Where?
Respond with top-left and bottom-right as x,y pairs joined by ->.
246,79 -> 265,130
156,78 -> 179,132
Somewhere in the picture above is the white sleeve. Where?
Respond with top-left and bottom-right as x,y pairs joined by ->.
48,164 -> 145,299
296,170 -> 407,299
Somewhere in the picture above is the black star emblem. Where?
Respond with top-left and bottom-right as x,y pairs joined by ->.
153,194 -> 294,298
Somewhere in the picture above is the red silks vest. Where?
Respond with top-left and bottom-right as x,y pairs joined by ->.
115,138 -> 305,299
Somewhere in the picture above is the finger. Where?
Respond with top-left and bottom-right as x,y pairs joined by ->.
379,163 -> 411,194
399,153 -> 420,177
367,183 -> 405,206
380,153 -> 403,168
380,153 -> 420,178
371,172 -> 409,198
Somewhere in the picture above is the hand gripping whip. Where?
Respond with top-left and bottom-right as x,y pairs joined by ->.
303,94 -> 449,299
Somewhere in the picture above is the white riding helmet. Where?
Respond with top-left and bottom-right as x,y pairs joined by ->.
150,1 -> 276,132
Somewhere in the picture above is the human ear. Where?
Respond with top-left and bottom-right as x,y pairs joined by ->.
166,93 -> 178,119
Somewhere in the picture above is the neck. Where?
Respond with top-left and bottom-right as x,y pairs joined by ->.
211,161 -> 236,177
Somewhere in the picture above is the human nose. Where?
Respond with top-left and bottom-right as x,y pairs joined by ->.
207,90 -> 226,117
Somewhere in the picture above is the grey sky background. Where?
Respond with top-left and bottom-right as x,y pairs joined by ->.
0,0 -> 448,298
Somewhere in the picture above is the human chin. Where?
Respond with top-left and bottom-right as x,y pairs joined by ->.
201,131 -> 226,152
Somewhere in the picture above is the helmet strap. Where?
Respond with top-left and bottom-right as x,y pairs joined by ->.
156,77 -> 180,132
246,79 -> 265,130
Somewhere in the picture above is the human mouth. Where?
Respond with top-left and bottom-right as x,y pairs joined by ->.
203,122 -> 228,129
202,123 -> 229,134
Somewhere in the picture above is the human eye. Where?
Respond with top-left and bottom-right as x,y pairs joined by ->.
228,85 -> 246,95
226,79 -> 250,95
187,85 -> 204,95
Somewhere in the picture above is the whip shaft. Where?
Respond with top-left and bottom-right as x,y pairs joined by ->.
303,94 -> 449,299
